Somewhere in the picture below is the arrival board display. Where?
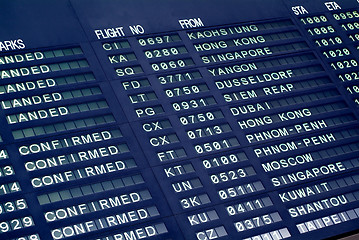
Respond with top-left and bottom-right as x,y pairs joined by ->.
1,0 -> 359,239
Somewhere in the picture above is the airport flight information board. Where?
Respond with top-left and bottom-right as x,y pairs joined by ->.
2,0 -> 359,239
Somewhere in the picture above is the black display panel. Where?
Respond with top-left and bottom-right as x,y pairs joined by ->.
1,0 -> 359,239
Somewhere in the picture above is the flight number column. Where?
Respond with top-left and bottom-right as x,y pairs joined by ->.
130,33 -> 235,240
149,34 -> 250,240
106,31 -> 244,239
